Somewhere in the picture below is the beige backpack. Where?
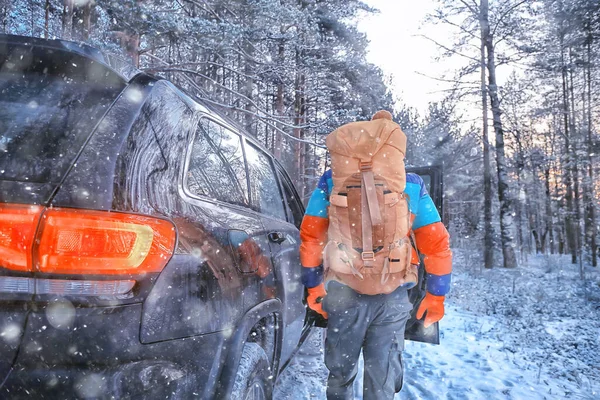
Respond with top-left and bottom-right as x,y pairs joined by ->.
324,113 -> 418,295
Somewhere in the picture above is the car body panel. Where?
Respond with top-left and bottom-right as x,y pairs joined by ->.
0,307 -> 30,386
5,303 -> 225,399
0,181 -> 55,205
260,213 -> 304,369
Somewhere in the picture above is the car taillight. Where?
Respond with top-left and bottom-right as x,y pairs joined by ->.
0,204 -> 176,276
36,209 -> 176,275
0,204 -> 44,272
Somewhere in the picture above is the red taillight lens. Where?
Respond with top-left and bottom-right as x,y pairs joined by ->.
0,204 -> 176,276
0,204 -> 43,272
35,209 -> 176,275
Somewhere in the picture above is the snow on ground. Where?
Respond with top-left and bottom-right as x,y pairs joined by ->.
276,251 -> 600,399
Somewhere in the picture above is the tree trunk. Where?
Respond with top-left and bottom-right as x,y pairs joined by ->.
294,67 -> 307,202
244,54 -> 254,135
583,25 -> 597,266
293,39 -> 308,201
514,135 -> 525,262
44,0 -> 50,39
72,2 -> 92,40
62,0 -> 73,39
123,32 -> 140,67
558,227 -> 565,254
544,161 -> 554,254
274,38 -> 285,159
586,40 -> 597,267
568,50 -> 583,265
2,4 -> 7,33
30,0 -> 34,36
561,43 -> 577,264
480,16 -> 494,269
532,229 -> 542,253
82,3 -> 92,40
481,0 -> 517,268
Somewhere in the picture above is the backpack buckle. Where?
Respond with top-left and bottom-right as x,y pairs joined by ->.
359,161 -> 372,171
361,251 -> 375,261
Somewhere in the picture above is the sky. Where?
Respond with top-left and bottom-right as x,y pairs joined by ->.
357,0 -> 461,114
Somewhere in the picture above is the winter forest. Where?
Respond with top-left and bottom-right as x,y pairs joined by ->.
1,0 -> 600,398
3,0 -> 599,270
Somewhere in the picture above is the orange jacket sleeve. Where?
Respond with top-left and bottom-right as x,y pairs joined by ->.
408,173 -> 452,296
299,170 -> 332,288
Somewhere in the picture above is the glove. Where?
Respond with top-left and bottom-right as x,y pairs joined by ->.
306,283 -> 328,319
416,292 -> 445,328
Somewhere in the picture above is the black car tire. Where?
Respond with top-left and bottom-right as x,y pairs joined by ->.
230,342 -> 273,400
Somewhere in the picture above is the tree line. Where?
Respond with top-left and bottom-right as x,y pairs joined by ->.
1,0 -> 393,201
2,0 -> 599,269
426,0 -> 600,269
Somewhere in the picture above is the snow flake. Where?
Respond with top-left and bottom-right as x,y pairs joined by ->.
74,373 -> 106,399
126,88 -> 144,104
0,323 -> 21,343
45,299 -> 76,330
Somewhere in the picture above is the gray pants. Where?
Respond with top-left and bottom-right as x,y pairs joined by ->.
323,281 -> 413,400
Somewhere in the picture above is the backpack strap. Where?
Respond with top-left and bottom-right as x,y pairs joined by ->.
360,162 -> 382,225
410,229 -> 421,264
359,161 -> 381,266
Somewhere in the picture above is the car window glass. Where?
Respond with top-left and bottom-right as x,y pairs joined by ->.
186,119 -> 248,206
276,168 -> 304,229
0,68 -> 124,184
245,143 -> 286,220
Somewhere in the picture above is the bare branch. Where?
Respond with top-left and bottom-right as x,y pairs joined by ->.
196,97 -> 327,149
177,74 -> 327,149
163,67 -> 326,130
457,0 -> 479,16
415,71 -> 478,85
181,0 -> 221,21
434,13 -> 479,41
491,0 -> 529,38
140,53 -> 326,142
145,62 -> 261,82
415,34 -> 480,62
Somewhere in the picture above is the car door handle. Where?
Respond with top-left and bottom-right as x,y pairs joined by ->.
268,232 -> 286,244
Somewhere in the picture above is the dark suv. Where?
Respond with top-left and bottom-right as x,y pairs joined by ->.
0,34 -> 309,399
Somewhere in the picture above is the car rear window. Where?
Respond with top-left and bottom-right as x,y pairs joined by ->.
0,44 -> 126,184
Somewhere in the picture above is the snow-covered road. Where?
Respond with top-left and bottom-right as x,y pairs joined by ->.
276,254 -> 600,399
277,305 -> 597,399
399,305 -> 590,399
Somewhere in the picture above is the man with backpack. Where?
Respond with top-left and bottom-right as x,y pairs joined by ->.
300,110 -> 452,399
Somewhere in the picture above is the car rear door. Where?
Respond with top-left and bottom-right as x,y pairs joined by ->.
405,166 -> 445,345
142,115 -> 270,343
242,142 -> 306,370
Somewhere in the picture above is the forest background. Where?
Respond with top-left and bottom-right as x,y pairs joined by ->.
2,0 -> 600,270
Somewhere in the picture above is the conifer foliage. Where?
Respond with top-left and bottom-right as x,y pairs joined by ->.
0,0 -> 393,200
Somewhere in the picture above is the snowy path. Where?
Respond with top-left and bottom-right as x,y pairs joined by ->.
276,304 -> 597,399
276,254 -> 600,399
398,305 -> 589,400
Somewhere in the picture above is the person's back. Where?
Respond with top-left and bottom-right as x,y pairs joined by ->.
300,110 -> 452,399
